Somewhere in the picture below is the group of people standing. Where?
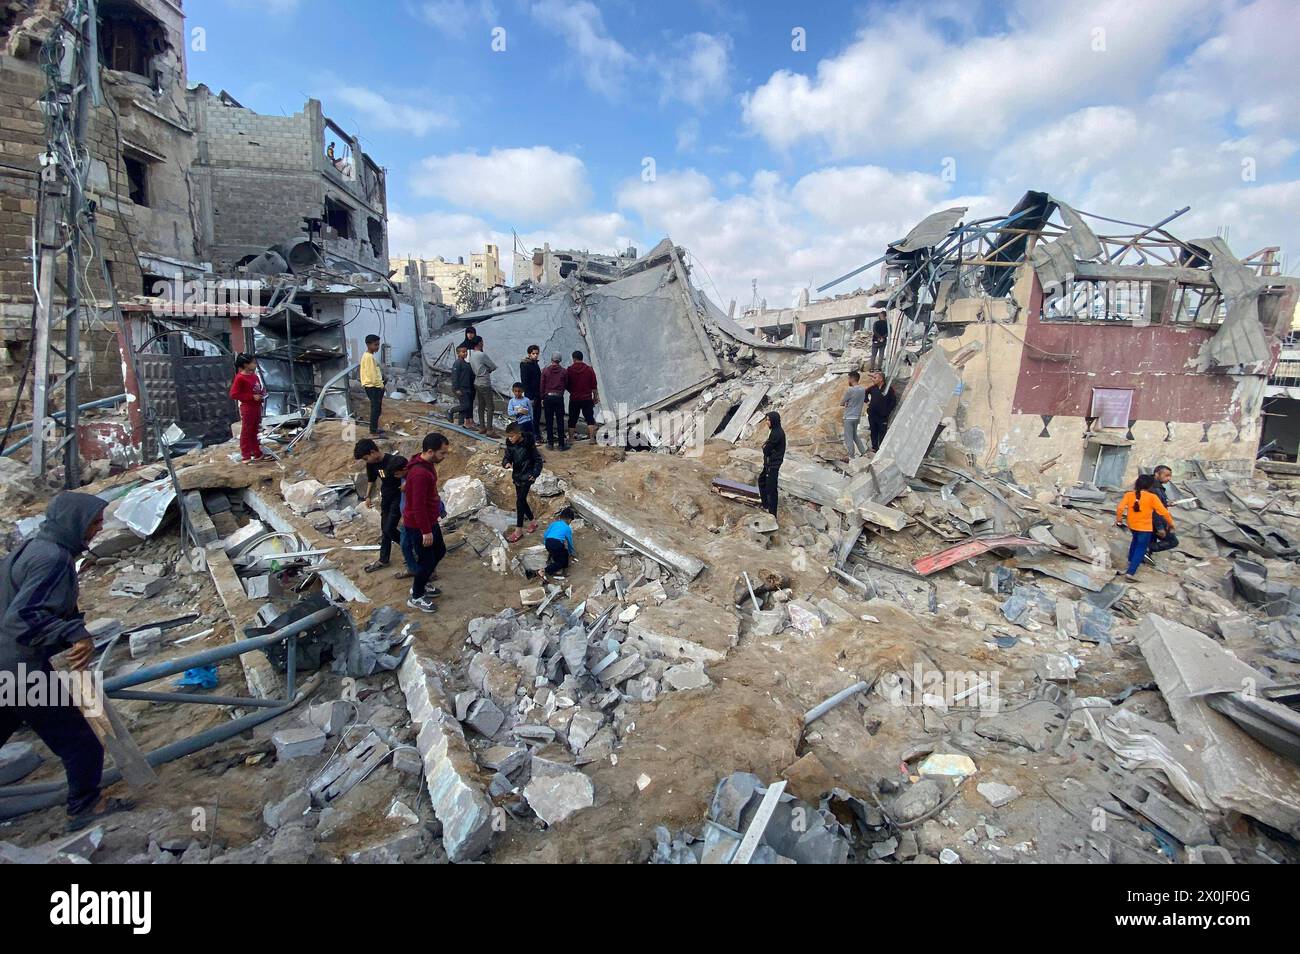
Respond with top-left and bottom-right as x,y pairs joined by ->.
449,326 -> 600,451
353,425 -> 575,611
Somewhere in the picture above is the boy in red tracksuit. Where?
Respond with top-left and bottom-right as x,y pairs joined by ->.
402,432 -> 450,612
229,354 -> 268,462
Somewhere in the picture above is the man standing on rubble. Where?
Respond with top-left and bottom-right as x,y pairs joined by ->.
870,313 -> 889,370
865,370 -> 897,452
841,370 -> 868,459
354,438 -> 408,574
540,352 -> 569,451
759,410 -> 785,518
520,344 -> 543,440
468,339 -> 498,436
0,492 -> 133,832
565,350 -> 599,443
360,334 -> 386,436
402,433 -> 451,612
502,423 -> 544,543
1150,464 -> 1180,554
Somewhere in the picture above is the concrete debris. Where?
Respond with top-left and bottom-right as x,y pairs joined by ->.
523,772 -> 595,826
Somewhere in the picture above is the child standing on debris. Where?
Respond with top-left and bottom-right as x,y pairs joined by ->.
402,433 -> 451,612
507,381 -> 535,431
541,512 -> 576,579
229,353 -> 269,462
451,344 -> 475,427
520,345 -> 543,440
502,423 -> 545,542
1115,474 -> 1175,580
840,370 -> 868,459
469,339 -> 498,436
354,438 -> 409,575
360,333 -> 386,436
540,352 -> 569,451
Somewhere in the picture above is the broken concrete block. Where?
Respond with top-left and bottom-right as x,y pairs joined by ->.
441,476 -> 488,521
110,573 -> 167,599
918,753 -> 977,777
346,828 -> 426,864
744,512 -> 779,534
662,663 -> 711,691
893,778 -> 943,823
781,752 -> 836,802
628,594 -> 736,665
618,604 -> 640,624
272,725 -> 327,760
856,501 -> 908,531
566,709 -> 604,754
126,627 -> 165,658
598,652 -> 645,687
519,586 -> 546,607
465,698 -> 506,738
749,607 -> 788,637
786,600 -> 827,634
387,800 -> 420,826
222,519 -> 267,555
263,788 -> 311,829
468,652 -> 521,708
392,748 -> 423,776
523,771 -> 595,825
309,700 -> 353,736
85,618 -> 123,642
0,741 -> 42,785
815,599 -> 855,624
977,781 -> 1022,808
398,650 -> 494,863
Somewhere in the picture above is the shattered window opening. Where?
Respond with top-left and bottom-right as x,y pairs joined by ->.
1042,278 -> 1151,323
98,0 -> 166,79
122,150 -> 150,207
323,197 -> 353,239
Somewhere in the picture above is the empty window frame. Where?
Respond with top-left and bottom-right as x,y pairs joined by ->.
323,197 -> 353,239
1170,284 -> 1225,325
122,150 -> 149,206
1043,278 -> 1153,322
98,1 -> 163,77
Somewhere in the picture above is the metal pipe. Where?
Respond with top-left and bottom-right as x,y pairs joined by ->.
101,605 -> 339,691
804,679 -> 871,726
108,689 -> 283,708
1,394 -> 128,455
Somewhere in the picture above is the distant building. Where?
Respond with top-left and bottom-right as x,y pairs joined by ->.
390,244 -> 502,312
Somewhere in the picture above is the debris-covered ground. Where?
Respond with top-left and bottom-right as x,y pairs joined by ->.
3,331 -> 1300,865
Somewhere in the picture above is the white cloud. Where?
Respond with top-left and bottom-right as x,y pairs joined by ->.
742,0 -> 1216,155
530,0 -> 634,100
418,0 -> 498,38
656,32 -> 732,108
412,146 -> 592,222
326,85 -> 454,137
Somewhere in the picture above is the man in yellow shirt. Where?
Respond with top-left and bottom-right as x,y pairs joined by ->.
360,334 -> 386,435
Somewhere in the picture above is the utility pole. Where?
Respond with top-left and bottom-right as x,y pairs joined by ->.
29,0 -> 97,486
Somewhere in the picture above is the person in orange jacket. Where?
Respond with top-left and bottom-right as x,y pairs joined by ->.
1115,473 -> 1174,580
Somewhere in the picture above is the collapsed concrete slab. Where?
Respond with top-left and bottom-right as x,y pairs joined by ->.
398,648 -> 495,862
627,593 -> 737,665
567,489 -> 705,581
1137,614 -> 1300,836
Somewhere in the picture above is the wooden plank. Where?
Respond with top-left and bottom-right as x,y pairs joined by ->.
78,678 -> 157,790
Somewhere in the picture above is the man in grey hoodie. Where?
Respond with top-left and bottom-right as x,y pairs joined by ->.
468,339 -> 498,436
0,492 -> 129,830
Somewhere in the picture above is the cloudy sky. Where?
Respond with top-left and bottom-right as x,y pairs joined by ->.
197,0 -> 1300,308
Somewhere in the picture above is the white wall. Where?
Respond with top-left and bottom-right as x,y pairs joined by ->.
340,297 -> 422,369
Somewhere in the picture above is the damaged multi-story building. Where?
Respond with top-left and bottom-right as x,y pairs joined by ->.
0,0 -> 435,473
751,192 -> 1298,486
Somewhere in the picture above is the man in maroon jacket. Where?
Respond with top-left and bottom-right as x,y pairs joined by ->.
539,352 -> 569,451
565,350 -> 599,443
401,432 -> 450,612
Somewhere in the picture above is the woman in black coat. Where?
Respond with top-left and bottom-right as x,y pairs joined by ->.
759,411 -> 785,518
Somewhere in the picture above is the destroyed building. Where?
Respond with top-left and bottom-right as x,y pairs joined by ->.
0,0 -> 202,424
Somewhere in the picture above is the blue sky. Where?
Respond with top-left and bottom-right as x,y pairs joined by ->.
192,0 -> 1300,308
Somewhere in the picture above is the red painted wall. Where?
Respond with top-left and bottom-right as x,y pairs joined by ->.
1010,277 -> 1242,425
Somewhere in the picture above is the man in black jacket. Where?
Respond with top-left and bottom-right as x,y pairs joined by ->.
502,423 -> 545,541
520,344 -> 543,440
865,370 -> 897,452
759,411 -> 785,518
870,315 -> 889,370
450,344 -> 475,427
354,438 -> 410,574
0,492 -> 129,831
